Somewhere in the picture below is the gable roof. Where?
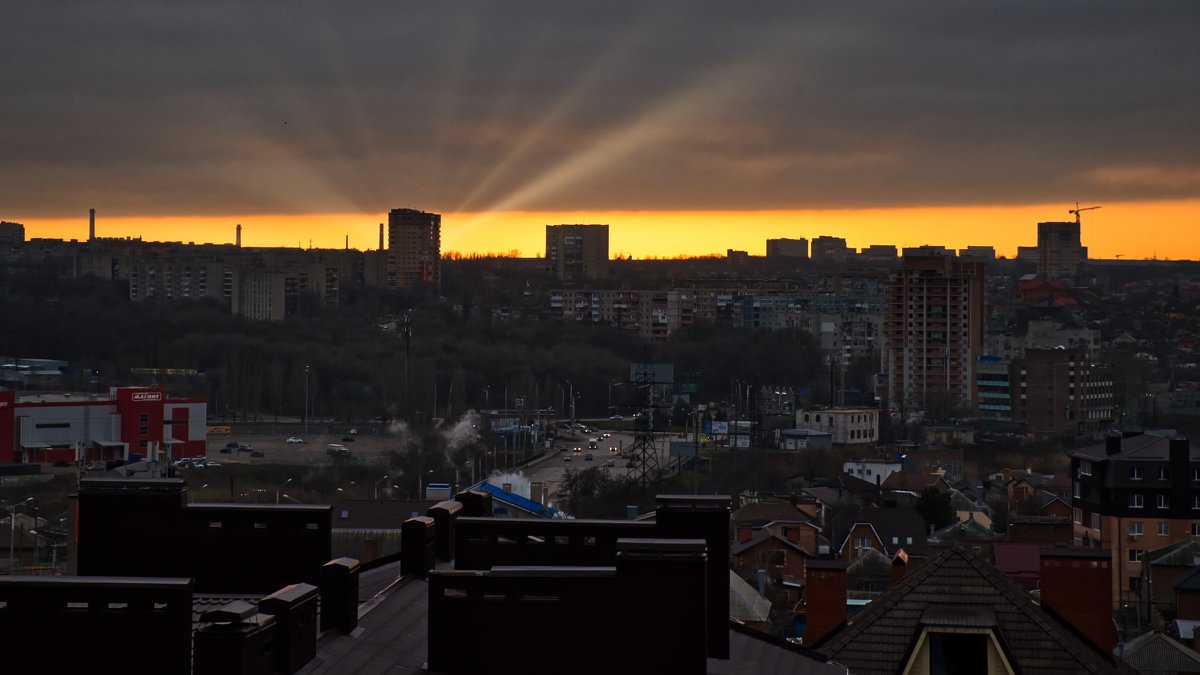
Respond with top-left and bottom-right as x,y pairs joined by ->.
729,571 -> 772,624
930,517 -> 996,544
817,545 -> 1127,674
1022,490 -> 1069,516
833,507 -> 929,558
477,482 -> 558,518
1119,630 -> 1200,674
732,528 -> 813,558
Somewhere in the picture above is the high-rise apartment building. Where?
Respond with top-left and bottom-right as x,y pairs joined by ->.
766,238 -> 809,259
811,236 -> 850,265
386,208 -> 441,289
1037,221 -> 1087,283
545,224 -> 609,282
0,221 -> 24,246
884,255 -> 986,416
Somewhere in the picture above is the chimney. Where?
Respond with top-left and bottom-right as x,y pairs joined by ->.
804,560 -> 848,646
236,223 -> 242,248
502,482 -> 512,494
1039,548 -> 1115,654
1171,436 -> 1190,467
1105,433 -> 1122,456
378,223 -> 384,251
530,481 -> 544,505
88,208 -> 95,241
345,234 -> 348,250
891,550 -> 909,586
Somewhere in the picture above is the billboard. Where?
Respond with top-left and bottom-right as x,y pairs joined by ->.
629,363 -> 674,384
708,421 -> 729,435
669,441 -> 698,459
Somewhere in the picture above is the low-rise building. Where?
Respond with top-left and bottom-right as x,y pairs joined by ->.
796,407 -> 880,445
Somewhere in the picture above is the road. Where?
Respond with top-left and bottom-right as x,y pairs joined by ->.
518,428 -> 685,505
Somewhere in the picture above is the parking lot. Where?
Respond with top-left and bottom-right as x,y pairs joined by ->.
202,432 -> 392,466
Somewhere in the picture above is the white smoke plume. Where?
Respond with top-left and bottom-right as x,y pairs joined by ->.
441,410 -> 481,457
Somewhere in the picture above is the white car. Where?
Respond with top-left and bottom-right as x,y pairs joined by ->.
286,437 -> 305,444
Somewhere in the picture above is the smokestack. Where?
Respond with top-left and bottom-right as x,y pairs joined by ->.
804,560 -> 847,646
345,234 -> 349,250
88,208 -> 95,241
236,223 -> 242,248
1039,548 -> 1114,654
378,223 -> 384,251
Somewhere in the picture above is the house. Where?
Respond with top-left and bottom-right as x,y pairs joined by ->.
832,506 -> 929,564
1117,630 -> 1200,675
991,542 -> 1043,591
812,546 -> 1127,673
1070,433 -> 1200,609
732,528 -> 813,584
929,517 -> 998,560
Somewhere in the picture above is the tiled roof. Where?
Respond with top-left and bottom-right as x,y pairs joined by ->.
832,507 -> 929,558
1145,540 -> 1200,567
732,502 -> 816,526
306,577 -> 429,674
992,543 -> 1043,579
732,529 -> 813,558
712,622 -> 846,675
930,518 -> 996,543
729,572 -> 772,623
817,545 -> 1129,674
1072,434 -> 1200,462
1119,631 -> 1200,673
1022,490 -> 1068,516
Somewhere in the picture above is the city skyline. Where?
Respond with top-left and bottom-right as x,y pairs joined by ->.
3,2 -> 1198,259
13,199 -> 1200,260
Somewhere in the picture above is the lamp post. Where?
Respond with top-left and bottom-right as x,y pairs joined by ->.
304,365 -> 311,436
7,497 -> 34,572
375,474 -> 390,500
566,380 -> 574,423
276,478 -> 293,505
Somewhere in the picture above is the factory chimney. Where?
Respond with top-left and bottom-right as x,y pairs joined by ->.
236,223 -> 242,248
378,223 -> 384,251
89,208 -> 95,241
345,234 -> 349,250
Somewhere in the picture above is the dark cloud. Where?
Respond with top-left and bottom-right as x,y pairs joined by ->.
2,1 -> 1198,217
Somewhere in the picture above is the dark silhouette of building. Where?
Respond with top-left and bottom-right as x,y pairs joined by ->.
545,224 -> 609,282
387,208 -> 441,289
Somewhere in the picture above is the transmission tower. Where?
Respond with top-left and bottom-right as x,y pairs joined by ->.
628,362 -> 662,490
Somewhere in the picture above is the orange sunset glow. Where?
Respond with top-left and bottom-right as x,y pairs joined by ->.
18,199 -> 1200,260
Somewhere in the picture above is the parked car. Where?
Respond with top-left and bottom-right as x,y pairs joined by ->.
237,443 -> 253,452
250,451 -> 265,458
609,415 -> 623,421
341,436 -> 356,442
286,437 -> 305,444
349,428 -> 359,435
224,441 -> 239,450
219,447 -> 232,454
205,461 -> 222,468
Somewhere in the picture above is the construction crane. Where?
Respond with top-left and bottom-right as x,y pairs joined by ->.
1068,202 -> 1101,225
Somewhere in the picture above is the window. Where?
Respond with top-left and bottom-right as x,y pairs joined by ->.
1128,549 -> 1145,564
1130,494 -> 1144,509
1193,468 -> 1200,481
1130,467 -> 1143,480
1157,495 -> 1169,509
1073,481 -> 1081,499
1072,507 -> 1082,524
1158,522 -> 1170,536
1192,523 -> 1200,536
1092,514 -> 1102,531
1129,522 -> 1144,537
1130,576 -> 1142,593
1193,495 -> 1200,510
138,426 -> 148,435
1159,468 -> 1170,481
1080,460 -> 1093,476
139,413 -> 149,422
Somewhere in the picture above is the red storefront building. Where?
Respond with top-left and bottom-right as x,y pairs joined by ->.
0,387 -> 206,464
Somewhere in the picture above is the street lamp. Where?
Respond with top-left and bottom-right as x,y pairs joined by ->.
7,497 -> 34,572
482,386 -> 490,411
336,481 -> 357,495
304,365 -> 311,435
280,494 -> 301,504
566,380 -> 574,423
609,381 -> 624,412
375,474 -> 390,500
276,478 -> 294,504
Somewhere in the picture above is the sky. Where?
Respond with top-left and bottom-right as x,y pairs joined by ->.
3,2 -> 1199,258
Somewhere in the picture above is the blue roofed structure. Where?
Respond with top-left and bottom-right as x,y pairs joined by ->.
477,481 -> 559,518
